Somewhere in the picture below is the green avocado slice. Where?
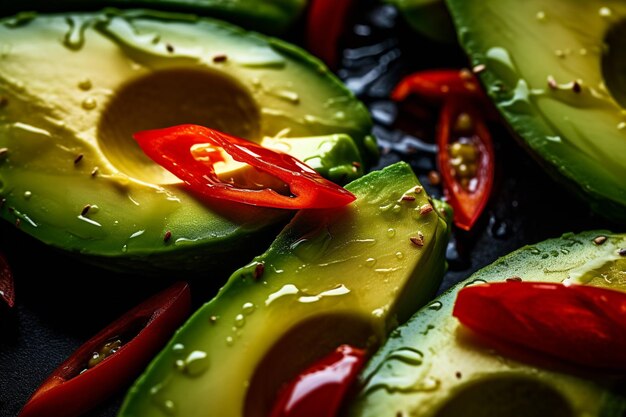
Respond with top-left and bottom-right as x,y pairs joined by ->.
347,231 -> 626,417
0,10 -> 376,275
1,0 -> 306,35
445,0 -> 626,224
118,162 -> 450,417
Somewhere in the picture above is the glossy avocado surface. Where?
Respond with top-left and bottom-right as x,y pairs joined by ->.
0,0 -> 307,35
445,0 -> 626,224
347,231 -> 626,417
118,162 -> 450,417
0,9 -> 375,276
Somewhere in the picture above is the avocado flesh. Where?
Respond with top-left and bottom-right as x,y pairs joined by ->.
118,162 -> 450,417
347,231 -> 626,417
0,10 -> 375,275
1,0 -> 306,35
445,0 -> 626,223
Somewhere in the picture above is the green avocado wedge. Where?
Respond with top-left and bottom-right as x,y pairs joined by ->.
1,0 -> 306,35
445,0 -> 626,224
118,162 -> 450,417
0,10 -> 376,276
347,231 -> 626,417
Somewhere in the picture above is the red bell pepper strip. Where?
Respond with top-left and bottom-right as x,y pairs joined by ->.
19,281 -> 192,417
0,250 -> 14,308
269,345 -> 367,417
134,124 -> 355,210
437,99 -> 494,231
453,281 -> 626,372
391,69 -> 484,103
306,0 -> 356,69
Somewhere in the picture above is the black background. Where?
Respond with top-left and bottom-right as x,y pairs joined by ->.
0,2 -> 621,416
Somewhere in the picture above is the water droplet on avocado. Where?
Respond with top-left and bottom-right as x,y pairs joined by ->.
82,97 -> 97,110
427,301 -> 443,311
63,16 -> 89,50
242,302 -> 255,315
395,251 -> 404,259
225,336 -> 234,346
23,191 -> 31,199
387,347 -> 424,366
365,257 -> 377,268
387,228 -> 396,238
234,314 -> 245,328
162,399 -> 177,416
184,350 -> 209,376
464,279 -> 487,287
78,79 -> 92,91
172,343 -> 185,354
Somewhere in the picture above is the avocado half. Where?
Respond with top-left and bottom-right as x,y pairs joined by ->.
348,231 -> 626,417
0,10 -> 376,275
1,0 -> 306,35
118,162 -> 450,417
445,0 -> 626,224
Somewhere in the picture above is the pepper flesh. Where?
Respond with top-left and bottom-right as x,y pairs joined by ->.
134,124 -> 356,210
453,281 -> 626,372
306,0 -> 356,69
18,281 -> 192,417
0,250 -> 14,308
437,99 -> 494,231
269,345 -> 367,417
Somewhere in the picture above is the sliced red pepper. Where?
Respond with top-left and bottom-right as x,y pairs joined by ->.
391,69 -> 496,231
19,281 -> 192,417
306,0 -> 356,69
391,69 -> 484,103
269,345 -> 367,417
0,250 -> 15,308
437,98 -> 494,231
134,124 -> 355,210
453,281 -> 626,372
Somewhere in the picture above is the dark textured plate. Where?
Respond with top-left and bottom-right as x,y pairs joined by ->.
0,2 -> 620,416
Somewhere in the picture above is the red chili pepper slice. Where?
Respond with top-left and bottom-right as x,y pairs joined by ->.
19,281 -> 192,417
134,124 -> 356,210
453,281 -> 626,372
437,98 -> 494,231
0,251 -> 15,308
391,69 -> 484,103
306,0 -> 357,69
269,345 -> 367,417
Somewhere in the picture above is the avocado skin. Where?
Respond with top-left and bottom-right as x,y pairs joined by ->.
347,231 -> 626,417
444,0 -> 626,224
0,0 -> 306,34
118,162 -> 450,417
0,9 -> 375,276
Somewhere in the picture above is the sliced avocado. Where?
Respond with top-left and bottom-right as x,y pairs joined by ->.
118,162 -> 450,417
1,1 -> 306,35
387,0 -> 456,44
0,10 -> 376,275
347,231 -> 626,417
445,0 -> 626,224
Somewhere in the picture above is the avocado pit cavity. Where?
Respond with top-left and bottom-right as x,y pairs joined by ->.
97,68 -> 261,185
